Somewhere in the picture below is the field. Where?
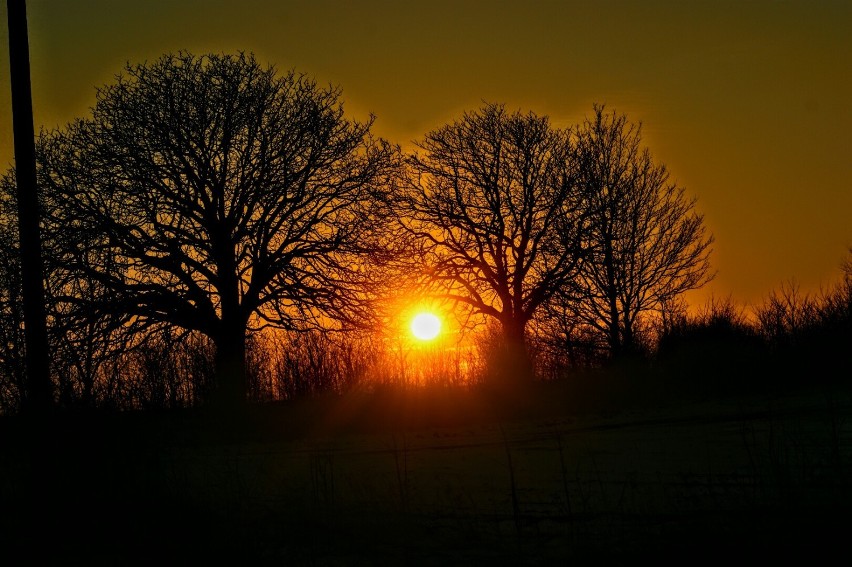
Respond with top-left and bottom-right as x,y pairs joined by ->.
2,381 -> 851,565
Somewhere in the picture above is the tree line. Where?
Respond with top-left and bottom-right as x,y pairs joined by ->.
1,51 -> 844,415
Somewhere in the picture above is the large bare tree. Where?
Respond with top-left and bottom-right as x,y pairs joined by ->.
396,103 -> 589,382
563,105 -> 714,358
37,52 -> 397,411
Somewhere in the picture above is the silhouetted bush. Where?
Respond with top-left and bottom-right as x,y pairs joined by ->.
248,330 -> 379,401
756,259 -> 852,385
655,296 -> 766,396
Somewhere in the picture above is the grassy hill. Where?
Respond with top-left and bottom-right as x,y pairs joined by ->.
2,379 -> 851,565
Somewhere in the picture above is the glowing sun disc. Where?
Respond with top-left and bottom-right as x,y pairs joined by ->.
411,312 -> 441,341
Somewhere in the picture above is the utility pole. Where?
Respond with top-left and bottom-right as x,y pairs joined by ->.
6,0 -> 52,414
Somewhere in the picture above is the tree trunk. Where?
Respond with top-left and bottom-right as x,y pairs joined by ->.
493,318 -> 533,385
211,322 -> 247,413
603,240 -> 622,359
621,314 -> 636,357
209,217 -> 247,414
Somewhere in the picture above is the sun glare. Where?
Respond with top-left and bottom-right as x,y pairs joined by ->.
411,312 -> 441,341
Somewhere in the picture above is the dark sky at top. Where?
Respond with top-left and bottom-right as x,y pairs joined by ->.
2,0 -> 850,308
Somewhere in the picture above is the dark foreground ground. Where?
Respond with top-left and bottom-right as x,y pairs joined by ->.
2,378 -> 851,565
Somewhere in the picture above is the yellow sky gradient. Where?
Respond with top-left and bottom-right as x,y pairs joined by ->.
2,0 -> 850,310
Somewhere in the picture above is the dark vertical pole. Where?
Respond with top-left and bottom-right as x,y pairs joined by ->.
6,0 -> 52,414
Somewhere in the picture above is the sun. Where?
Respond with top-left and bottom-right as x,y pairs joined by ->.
411,312 -> 442,341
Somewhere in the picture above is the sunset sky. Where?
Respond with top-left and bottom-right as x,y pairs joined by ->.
2,0 -> 850,309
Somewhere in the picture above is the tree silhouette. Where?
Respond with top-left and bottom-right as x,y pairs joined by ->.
0,203 -> 27,410
36,52 -> 396,412
0,168 -> 146,410
561,105 -> 713,358
396,103 -> 589,383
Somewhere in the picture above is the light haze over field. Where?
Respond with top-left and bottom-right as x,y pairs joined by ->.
1,0 -> 850,308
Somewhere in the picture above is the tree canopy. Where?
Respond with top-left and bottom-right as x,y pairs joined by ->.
394,103 -> 591,381
560,105 -> 714,357
34,52 -> 397,409
0,51 -> 725,411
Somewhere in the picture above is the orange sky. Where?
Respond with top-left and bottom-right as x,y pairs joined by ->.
2,0 -> 850,310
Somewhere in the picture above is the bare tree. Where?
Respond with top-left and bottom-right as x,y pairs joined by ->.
0,169 -> 143,411
395,103 -> 589,383
48,273 -> 134,409
0,206 -> 27,411
755,280 -> 816,350
37,52 -> 397,412
561,105 -> 714,358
